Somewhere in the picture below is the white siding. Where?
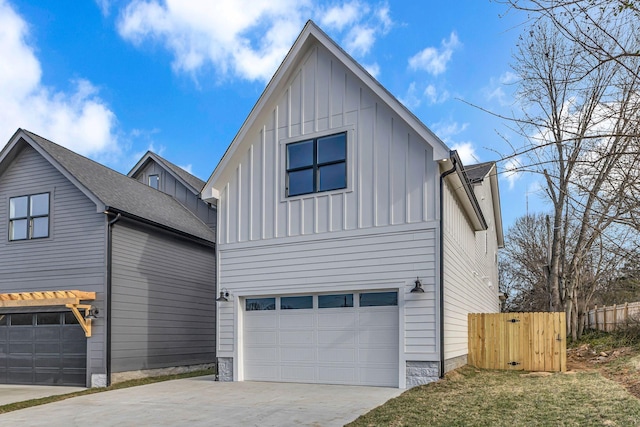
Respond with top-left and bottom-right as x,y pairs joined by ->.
217,43 -> 438,245
216,225 -> 438,359
442,179 -> 499,362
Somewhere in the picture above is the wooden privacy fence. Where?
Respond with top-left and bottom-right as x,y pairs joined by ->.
468,312 -> 566,372
586,302 -> 640,332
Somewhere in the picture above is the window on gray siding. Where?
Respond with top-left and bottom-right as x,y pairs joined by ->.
246,298 -> 276,311
148,174 -> 159,189
286,132 -> 346,197
318,294 -> 353,308
9,193 -> 50,241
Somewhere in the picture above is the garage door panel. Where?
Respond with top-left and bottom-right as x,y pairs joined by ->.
318,366 -> 356,383
359,310 -> 397,327
245,313 -> 277,329
317,330 -> 356,345
359,329 -> 397,345
244,293 -> 398,387
0,313 -> 86,386
318,347 -> 356,363
358,348 -> 398,363
281,365 -> 315,382
35,327 -> 61,340
280,312 -> 315,328
280,330 -> 313,345
280,346 -> 315,362
317,312 -> 356,327
244,346 -> 277,362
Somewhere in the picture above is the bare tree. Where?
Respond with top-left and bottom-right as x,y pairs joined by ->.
504,11 -> 640,338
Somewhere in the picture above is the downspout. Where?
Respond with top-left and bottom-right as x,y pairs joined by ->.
105,211 -> 121,386
439,154 -> 457,378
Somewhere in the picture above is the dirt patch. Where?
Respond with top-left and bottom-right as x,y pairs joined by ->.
568,344 -> 640,400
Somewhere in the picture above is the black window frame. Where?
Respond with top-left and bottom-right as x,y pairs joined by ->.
286,132 -> 347,197
9,192 -> 50,241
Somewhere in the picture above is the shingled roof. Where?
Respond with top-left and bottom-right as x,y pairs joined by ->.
3,129 -> 215,244
128,151 -> 206,195
464,161 -> 495,184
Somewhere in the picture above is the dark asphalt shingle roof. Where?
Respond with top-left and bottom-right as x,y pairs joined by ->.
22,130 -> 215,243
464,161 -> 495,184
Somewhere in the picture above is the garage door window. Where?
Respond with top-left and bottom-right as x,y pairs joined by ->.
359,292 -> 398,307
246,298 -> 276,311
64,312 -> 79,324
318,294 -> 353,308
10,313 -> 33,325
281,296 -> 312,309
36,313 -> 60,325
0,315 -> 5,325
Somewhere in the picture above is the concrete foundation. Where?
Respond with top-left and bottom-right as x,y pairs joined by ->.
405,361 -> 439,388
217,357 -> 233,382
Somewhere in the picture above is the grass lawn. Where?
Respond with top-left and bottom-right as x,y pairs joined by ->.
347,366 -> 640,427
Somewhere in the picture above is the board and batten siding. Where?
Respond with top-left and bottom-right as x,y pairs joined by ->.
135,162 -> 216,229
217,225 -> 438,358
216,43 -> 438,245
442,179 -> 499,363
110,221 -> 216,373
0,144 -> 107,383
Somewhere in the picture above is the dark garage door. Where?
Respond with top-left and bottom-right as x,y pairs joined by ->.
0,312 -> 87,386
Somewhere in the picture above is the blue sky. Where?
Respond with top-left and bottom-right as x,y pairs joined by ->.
0,0 -> 537,227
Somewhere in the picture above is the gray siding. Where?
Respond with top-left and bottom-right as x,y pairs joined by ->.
110,220 -> 216,373
135,162 -> 216,229
0,144 -> 107,384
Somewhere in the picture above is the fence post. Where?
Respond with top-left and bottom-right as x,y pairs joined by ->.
594,305 -> 598,331
624,302 -> 629,326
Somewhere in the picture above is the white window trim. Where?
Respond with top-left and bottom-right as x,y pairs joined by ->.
279,126 -> 355,203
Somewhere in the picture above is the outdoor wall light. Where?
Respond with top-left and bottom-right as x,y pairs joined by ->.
85,307 -> 100,320
410,277 -> 425,293
216,289 -> 230,302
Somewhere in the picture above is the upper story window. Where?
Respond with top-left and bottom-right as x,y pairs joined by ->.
9,193 -> 50,241
148,174 -> 160,189
286,132 -> 347,197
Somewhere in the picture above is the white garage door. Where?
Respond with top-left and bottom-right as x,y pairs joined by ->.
243,291 -> 398,387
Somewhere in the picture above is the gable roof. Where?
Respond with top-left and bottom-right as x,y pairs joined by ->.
128,151 -> 206,195
462,160 -> 504,248
0,129 -> 215,244
202,20 -> 451,201
464,162 -> 495,184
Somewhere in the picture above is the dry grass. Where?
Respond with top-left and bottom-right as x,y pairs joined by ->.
347,366 -> 640,427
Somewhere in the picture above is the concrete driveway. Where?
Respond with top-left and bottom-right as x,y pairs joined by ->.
0,376 -> 402,426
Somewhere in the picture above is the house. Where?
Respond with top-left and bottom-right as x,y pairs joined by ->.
0,129 -> 217,387
201,21 -> 504,388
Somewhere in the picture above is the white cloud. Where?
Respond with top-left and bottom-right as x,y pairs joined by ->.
178,163 -> 193,174
95,0 -> 112,16
117,1 -> 394,83
450,141 -> 478,165
399,82 -> 421,109
408,32 -> 460,76
424,84 -> 449,105
0,0 -> 117,156
502,157 -> 523,189
431,120 -> 469,141
344,24 -> 376,56
320,1 -> 363,31
485,71 -> 518,106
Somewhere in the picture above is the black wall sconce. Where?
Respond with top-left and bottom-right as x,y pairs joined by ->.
216,289 -> 230,302
411,277 -> 425,293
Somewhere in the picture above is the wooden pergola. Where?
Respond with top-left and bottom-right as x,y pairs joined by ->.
0,290 -> 97,337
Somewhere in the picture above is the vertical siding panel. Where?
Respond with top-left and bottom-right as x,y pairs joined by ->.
391,122 -> 407,224
330,60 -> 345,128
290,71 -> 302,138
359,104 -> 374,229
408,136 -> 425,223
302,198 -> 314,235
317,47 -> 331,131
303,48 -> 317,134
316,195 -> 329,233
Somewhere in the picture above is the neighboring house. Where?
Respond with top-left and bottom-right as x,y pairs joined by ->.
201,21 -> 504,388
0,129 -> 216,387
